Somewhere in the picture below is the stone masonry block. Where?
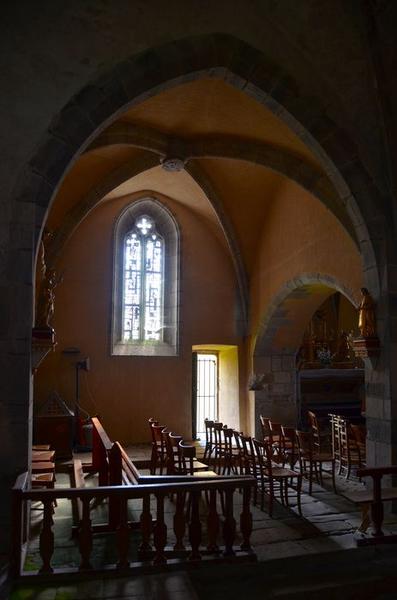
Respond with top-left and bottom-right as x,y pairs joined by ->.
271,356 -> 282,371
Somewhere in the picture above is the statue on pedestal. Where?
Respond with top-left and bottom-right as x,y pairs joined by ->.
36,267 -> 63,329
358,287 -> 377,338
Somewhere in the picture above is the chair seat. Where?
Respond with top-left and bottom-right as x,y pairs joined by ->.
192,470 -> 218,478
32,450 -> 55,462
32,461 -> 55,473
266,467 -> 300,478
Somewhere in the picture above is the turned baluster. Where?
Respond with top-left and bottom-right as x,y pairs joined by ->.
188,491 -> 202,561
240,486 -> 253,551
117,496 -> 130,569
207,489 -> 219,552
79,496 -> 93,570
173,492 -> 186,551
222,488 -> 236,556
139,494 -> 153,555
371,474 -> 385,537
39,499 -> 54,573
153,493 -> 167,565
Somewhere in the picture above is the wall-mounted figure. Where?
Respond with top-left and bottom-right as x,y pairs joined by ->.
358,287 -> 377,338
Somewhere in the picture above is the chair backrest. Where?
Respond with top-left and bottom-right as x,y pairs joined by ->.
328,413 -> 342,458
296,430 -> 313,458
252,437 -> 273,476
148,417 -> 159,443
166,432 -> 183,473
307,410 -> 321,452
152,424 -> 167,445
240,434 -> 256,475
259,416 -> 271,440
222,427 -> 235,453
213,422 -> 224,447
281,426 -> 296,452
204,418 -> 214,445
350,424 -> 366,447
179,441 -> 196,474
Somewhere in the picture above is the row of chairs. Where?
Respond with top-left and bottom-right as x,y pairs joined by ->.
202,419 -> 303,516
329,413 -> 366,479
149,418 -> 211,476
259,416 -> 337,495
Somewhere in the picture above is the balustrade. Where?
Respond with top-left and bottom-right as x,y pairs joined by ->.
12,475 -> 256,580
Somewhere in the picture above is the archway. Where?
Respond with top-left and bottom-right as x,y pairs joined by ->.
4,33 -> 392,558
253,275 -> 360,436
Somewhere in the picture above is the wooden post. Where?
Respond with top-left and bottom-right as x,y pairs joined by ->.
240,486 -> 253,551
117,496 -> 130,569
371,474 -> 385,537
139,494 -> 152,555
173,492 -> 186,551
11,484 -> 24,577
188,491 -> 202,561
153,493 -> 167,565
79,496 -> 93,570
108,444 -> 122,529
207,489 -> 219,552
39,499 -> 54,573
222,488 -> 236,556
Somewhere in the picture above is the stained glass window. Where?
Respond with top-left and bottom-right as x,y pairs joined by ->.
122,215 -> 164,342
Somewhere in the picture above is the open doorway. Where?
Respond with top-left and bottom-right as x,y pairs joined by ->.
192,352 -> 218,440
192,344 -> 240,440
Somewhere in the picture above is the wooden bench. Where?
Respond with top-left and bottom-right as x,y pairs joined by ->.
83,416 -> 113,485
345,466 -> 397,544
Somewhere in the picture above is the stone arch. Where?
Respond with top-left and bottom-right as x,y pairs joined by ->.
6,31 -> 390,495
11,32 -> 381,292
87,123 -> 357,244
253,274 -> 359,435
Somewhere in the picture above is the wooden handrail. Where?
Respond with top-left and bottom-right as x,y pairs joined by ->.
357,466 -> 397,478
15,474 -> 255,501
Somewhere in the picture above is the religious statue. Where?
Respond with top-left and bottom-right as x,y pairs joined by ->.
358,287 -> 377,338
36,268 -> 63,328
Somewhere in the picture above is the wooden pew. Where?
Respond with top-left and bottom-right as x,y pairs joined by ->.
347,466 -> 397,544
83,416 -> 113,485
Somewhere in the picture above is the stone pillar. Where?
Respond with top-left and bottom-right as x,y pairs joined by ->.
254,352 -> 297,438
0,215 -> 34,554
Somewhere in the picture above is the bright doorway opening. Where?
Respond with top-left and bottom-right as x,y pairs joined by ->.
193,353 -> 218,440
192,344 -> 240,440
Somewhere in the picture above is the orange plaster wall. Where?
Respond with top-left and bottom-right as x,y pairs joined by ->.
250,179 -> 363,343
34,192 -> 241,443
246,180 -> 364,433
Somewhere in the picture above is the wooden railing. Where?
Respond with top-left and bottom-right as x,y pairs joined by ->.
12,473 -> 256,581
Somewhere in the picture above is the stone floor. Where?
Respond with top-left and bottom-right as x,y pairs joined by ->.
10,445 -> 397,599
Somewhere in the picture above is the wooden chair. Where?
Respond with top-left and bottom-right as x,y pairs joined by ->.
307,410 -> 331,453
268,421 -> 283,463
280,426 -> 297,469
252,438 -> 302,517
339,418 -> 363,479
259,416 -> 271,443
350,424 -> 366,471
166,432 -> 184,474
148,421 -> 166,474
296,430 -> 336,494
213,422 -> 227,473
203,419 -> 215,464
329,413 -> 342,470
221,427 -> 241,475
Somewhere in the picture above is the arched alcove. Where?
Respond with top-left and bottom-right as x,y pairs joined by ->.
253,275 -> 360,436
